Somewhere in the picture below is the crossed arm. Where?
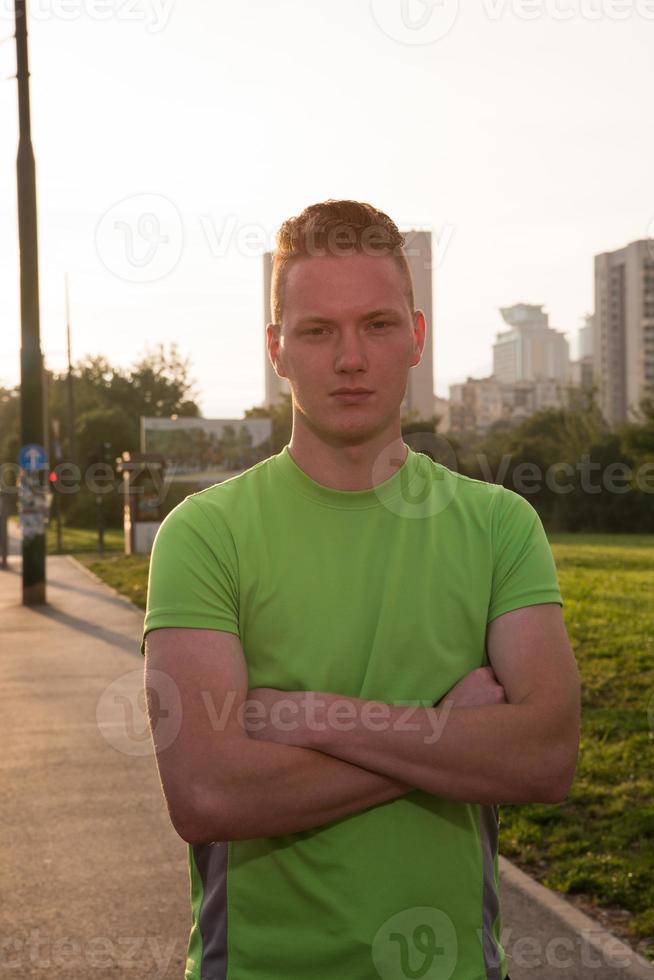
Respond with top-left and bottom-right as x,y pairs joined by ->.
145,602 -> 581,844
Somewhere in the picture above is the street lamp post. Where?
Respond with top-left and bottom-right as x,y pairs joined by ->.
15,0 -> 47,604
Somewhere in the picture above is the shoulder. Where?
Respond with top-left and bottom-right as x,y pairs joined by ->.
412,452 -> 542,536
159,453 -> 276,538
183,453 -> 275,514
414,451 -> 499,496
490,483 -> 541,527
413,451 -> 502,517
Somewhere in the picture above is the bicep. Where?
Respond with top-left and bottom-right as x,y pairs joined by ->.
144,626 -> 249,839
485,603 -> 581,736
141,499 -> 240,655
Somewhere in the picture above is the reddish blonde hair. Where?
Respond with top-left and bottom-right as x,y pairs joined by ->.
270,199 -> 415,327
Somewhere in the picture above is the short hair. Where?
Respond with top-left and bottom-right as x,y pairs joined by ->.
270,199 -> 415,328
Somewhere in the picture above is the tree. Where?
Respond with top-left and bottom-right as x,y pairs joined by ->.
460,402 -> 653,532
0,386 -> 20,478
245,393 -> 293,454
1,344 -> 201,528
619,397 -> 654,467
114,343 -> 200,428
74,406 -> 134,468
45,343 -> 200,463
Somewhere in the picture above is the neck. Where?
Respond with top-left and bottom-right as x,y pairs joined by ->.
286,417 -> 408,491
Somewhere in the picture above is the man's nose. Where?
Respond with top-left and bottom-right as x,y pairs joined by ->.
333,331 -> 368,370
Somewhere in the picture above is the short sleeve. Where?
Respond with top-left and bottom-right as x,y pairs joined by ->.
487,487 -> 563,624
140,496 -> 240,655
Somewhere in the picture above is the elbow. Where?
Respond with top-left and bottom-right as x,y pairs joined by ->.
173,814 -> 220,846
168,785 -> 236,845
531,745 -> 579,804
539,776 -> 573,805
177,825 -> 225,846
174,813 -> 234,846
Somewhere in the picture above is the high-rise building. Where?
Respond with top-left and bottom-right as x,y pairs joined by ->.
492,303 -> 569,384
262,230 -> 435,422
578,312 -> 594,359
593,239 -> 654,426
567,313 -> 594,398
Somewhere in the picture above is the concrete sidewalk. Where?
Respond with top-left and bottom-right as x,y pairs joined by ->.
1,554 -> 652,979
1,555 -> 189,978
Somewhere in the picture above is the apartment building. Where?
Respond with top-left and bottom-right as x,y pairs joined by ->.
593,239 -> 654,425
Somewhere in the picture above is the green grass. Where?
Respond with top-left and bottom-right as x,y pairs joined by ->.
76,553 -> 150,609
7,516 -> 124,555
78,531 -> 654,953
47,524 -> 124,555
499,534 -> 654,952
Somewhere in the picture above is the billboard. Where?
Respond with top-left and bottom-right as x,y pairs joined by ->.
140,416 -> 273,483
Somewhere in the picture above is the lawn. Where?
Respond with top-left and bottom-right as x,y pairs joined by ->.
47,524 -> 123,554
500,533 -> 654,958
6,517 -> 124,556
79,531 -> 654,958
76,552 -> 150,609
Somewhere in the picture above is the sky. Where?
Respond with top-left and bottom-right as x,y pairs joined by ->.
1,0 -> 653,417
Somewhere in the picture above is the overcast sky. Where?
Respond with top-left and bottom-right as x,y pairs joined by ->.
1,0 -> 652,417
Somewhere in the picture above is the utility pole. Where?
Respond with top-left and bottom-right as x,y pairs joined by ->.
65,272 -> 76,464
15,0 -> 47,604
50,419 -> 63,553
94,442 -> 112,557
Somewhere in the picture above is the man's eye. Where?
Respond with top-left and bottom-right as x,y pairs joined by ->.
370,321 -> 390,330
306,327 -> 326,335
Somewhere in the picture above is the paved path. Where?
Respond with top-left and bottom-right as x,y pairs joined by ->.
1,553 -> 652,979
1,555 -> 189,978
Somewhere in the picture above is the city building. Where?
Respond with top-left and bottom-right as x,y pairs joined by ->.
433,395 -> 450,433
492,303 -> 570,384
448,375 -> 578,436
593,239 -> 654,426
262,230 -> 436,423
449,376 -> 503,434
578,312 -> 594,359
567,313 -> 595,398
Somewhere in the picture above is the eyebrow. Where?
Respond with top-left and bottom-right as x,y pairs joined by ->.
295,308 -> 402,326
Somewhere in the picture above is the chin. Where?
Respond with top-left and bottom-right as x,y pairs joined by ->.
325,415 -> 391,445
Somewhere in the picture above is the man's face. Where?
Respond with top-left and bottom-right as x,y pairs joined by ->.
267,252 -> 426,444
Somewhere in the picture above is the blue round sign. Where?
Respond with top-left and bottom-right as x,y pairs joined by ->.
19,444 -> 48,471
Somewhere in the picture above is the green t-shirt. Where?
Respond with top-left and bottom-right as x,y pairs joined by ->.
142,445 -> 563,980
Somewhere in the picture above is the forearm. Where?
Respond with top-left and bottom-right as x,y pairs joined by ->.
192,736 -> 414,843
298,694 -> 576,804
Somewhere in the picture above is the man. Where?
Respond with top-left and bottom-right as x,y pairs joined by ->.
142,199 -> 581,980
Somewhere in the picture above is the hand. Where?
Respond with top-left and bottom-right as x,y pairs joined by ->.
436,666 -> 507,709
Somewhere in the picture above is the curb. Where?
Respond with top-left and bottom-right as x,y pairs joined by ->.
65,554 -> 146,618
499,856 -> 654,978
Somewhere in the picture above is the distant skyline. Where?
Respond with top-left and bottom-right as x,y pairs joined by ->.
1,1 -> 653,416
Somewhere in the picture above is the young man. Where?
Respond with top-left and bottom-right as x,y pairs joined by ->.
142,200 -> 581,980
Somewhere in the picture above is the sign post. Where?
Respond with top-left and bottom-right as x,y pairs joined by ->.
17,444 -> 50,588
15,0 -> 46,603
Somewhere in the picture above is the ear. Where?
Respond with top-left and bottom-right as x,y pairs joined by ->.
266,322 -> 287,379
410,310 -> 426,367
